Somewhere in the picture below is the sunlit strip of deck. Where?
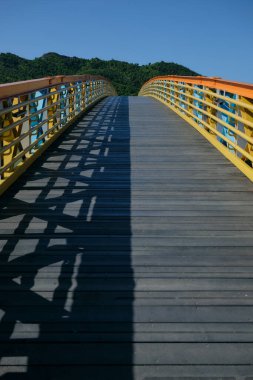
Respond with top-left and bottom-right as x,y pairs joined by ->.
1,96 -> 253,379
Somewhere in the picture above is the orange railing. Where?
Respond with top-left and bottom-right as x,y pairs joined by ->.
139,75 -> 253,181
0,75 -> 116,195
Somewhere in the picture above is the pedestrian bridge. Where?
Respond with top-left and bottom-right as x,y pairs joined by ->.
0,74 -> 253,379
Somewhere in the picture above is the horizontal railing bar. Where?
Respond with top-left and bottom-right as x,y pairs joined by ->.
165,97 -> 253,163
0,119 -> 64,174
146,81 -> 253,112
155,84 -> 253,129
155,87 -> 253,142
143,75 -> 253,99
0,119 -> 49,155
0,81 -> 101,117
0,89 -> 91,137
0,88 -> 106,161
139,76 -> 253,181
144,87 -> 252,133
154,81 -> 253,113
0,102 -> 75,156
0,94 -> 100,175
0,100 -> 62,137
0,75 -> 109,100
0,76 -> 115,193
182,83 -> 253,111
0,93 -> 106,175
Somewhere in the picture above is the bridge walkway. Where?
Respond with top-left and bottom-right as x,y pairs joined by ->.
1,96 -> 253,378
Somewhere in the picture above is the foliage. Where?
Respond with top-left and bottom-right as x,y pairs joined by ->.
0,52 -> 199,95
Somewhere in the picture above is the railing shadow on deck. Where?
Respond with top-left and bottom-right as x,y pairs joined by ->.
0,96 -> 134,379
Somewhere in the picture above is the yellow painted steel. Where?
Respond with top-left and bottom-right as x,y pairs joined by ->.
48,87 -> 59,132
139,76 -> 253,181
0,95 -> 29,179
0,76 -> 116,196
240,97 -> 253,164
68,84 -> 75,121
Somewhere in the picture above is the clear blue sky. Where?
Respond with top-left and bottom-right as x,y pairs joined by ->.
1,0 -> 253,83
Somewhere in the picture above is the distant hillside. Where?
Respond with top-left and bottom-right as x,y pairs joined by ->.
0,52 -> 199,95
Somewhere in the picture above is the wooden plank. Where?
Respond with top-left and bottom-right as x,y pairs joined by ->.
1,96 -> 253,378
1,342 -> 253,364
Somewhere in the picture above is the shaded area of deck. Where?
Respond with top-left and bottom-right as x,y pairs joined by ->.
1,96 -> 253,379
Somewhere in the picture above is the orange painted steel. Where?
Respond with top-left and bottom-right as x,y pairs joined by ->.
0,74 -> 108,100
142,75 -> 253,100
139,75 -> 253,181
0,75 -> 116,196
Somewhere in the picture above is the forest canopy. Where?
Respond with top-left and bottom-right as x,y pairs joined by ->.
0,52 -> 199,95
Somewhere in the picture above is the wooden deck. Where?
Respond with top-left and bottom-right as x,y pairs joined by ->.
1,96 -> 253,379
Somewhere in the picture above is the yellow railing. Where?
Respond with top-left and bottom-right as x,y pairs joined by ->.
139,75 -> 253,181
0,75 -> 116,195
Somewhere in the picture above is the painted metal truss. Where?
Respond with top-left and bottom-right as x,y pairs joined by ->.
139,76 -> 253,181
0,75 -> 116,195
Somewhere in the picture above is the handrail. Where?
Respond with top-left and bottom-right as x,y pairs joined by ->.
141,75 -> 253,99
0,75 -> 116,195
139,75 -> 253,181
0,74 -> 108,100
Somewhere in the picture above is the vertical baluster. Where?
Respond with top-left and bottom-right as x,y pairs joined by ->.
204,87 -> 217,134
239,96 -> 253,166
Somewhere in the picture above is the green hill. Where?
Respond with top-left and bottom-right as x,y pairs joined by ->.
0,52 -> 199,95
